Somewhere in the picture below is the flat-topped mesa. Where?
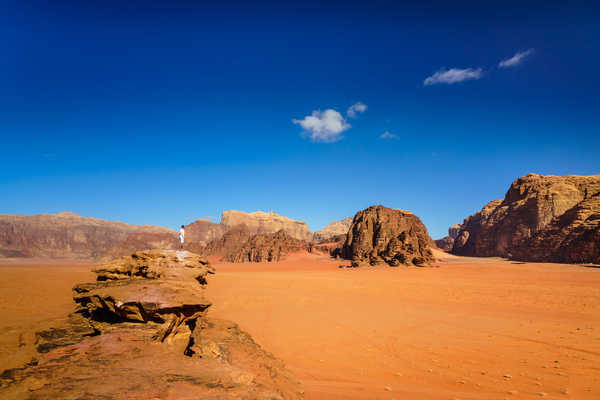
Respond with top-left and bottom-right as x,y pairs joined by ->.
221,210 -> 312,241
452,173 -> 600,263
341,205 -> 435,267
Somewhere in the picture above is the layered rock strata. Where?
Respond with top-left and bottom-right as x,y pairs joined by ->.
0,250 -> 303,399
341,205 -> 435,267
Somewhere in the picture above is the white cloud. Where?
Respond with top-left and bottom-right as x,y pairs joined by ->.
424,67 -> 483,86
499,49 -> 534,68
380,130 -> 398,139
346,101 -> 367,118
292,109 -> 351,143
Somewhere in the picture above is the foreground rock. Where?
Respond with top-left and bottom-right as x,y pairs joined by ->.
341,206 -> 435,267
452,174 -> 600,264
0,212 -> 177,259
0,250 -> 303,399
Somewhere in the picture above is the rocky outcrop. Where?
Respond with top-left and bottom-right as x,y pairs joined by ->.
435,236 -> 455,252
452,174 -> 600,264
225,230 -> 311,263
203,227 -> 311,263
341,206 -> 435,267
0,250 -> 303,399
221,210 -> 312,241
184,218 -> 226,250
448,223 -> 462,239
313,217 -> 352,242
0,212 -> 176,259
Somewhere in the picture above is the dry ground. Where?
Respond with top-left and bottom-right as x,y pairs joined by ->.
1,251 -> 599,399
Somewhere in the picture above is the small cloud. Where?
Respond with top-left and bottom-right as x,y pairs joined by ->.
424,67 -> 483,86
292,109 -> 350,143
380,130 -> 398,139
499,49 -> 534,68
346,101 -> 367,118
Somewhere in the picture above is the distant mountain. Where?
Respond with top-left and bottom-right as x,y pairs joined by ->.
0,212 -> 177,259
313,217 -> 352,242
220,210 -> 312,241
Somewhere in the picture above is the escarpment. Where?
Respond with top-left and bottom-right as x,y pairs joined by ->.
451,173 -> 600,264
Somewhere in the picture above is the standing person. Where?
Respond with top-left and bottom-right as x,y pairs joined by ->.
178,225 -> 185,250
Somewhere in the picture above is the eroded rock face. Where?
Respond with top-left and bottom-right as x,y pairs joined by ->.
448,223 -> 463,239
0,250 -> 304,399
0,212 -> 176,259
341,206 -> 435,267
452,174 -> 600,264
313,217 -> 352,242
225,230 -> 311,263
184,219 -> 226,250
435,236 -> 455,252
221,210 -> 312,241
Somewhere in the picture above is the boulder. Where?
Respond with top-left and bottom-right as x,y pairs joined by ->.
341,205 -> 435,267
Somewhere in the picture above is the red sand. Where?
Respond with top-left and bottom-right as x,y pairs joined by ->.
1,252 -> 599,399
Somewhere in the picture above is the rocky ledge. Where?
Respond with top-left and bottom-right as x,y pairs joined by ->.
0,250 -> 303,399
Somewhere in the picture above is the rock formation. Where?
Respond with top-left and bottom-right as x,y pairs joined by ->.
221,210 -> 312,241
202,227 -> 312,263
225,230 -> 311,263
183,219 -> 227,253
0,212 -> 176,259
434,223 -> 465,252
313,217 -> 352,242
448,223 -> 462,239
341,205 -> 435,267
434,236 -> 455,252
0,250 -> 303,399
452,173 -> 600,264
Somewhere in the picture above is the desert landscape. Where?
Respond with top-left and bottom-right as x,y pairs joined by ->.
1,174 -> 599,399
2,2 -> 599,398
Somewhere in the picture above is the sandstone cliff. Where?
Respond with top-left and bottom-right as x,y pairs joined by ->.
221,210 -> 312,241
183,218 -> 226,253
341,205 -> 435,267
225,230 -> 311,263
203,226 -> 312,263
0,250 -> 304,399
0,212 -> 176,259
452,173 -> 600,264
434,236 -> 455,252
313,217 -> 352,242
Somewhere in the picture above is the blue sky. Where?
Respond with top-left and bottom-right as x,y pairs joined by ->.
1,1 -> 599,238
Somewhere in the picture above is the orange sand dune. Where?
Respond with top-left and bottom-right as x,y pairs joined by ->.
1,253 -> 599,399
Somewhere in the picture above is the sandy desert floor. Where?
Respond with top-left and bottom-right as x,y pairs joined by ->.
1,252 -> 599,400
